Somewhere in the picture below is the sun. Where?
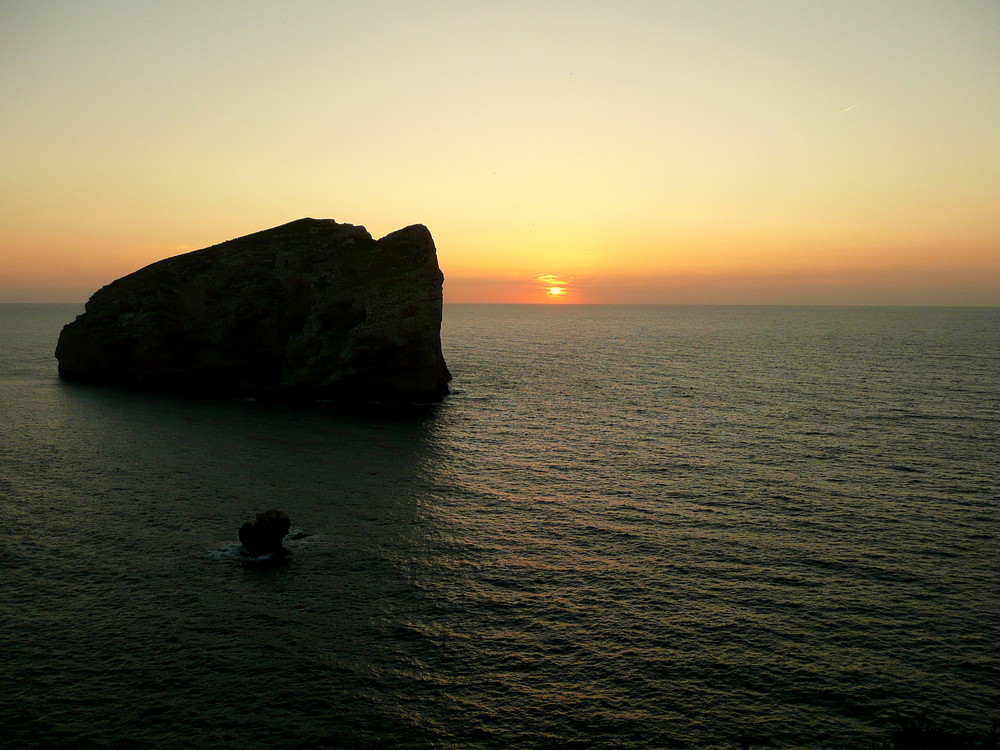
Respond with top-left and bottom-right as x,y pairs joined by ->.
548,286 -> 565,296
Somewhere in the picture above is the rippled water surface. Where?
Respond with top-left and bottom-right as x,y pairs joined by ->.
1,303 -> 998,749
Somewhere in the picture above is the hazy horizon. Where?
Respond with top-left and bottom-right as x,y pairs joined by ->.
3,1 -> 998,305
5,299 -> 998,309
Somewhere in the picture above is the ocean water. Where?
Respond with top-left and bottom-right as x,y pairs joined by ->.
1,303 -> 998,749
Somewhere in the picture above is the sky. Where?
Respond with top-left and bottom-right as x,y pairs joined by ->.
2,0 -> 998,304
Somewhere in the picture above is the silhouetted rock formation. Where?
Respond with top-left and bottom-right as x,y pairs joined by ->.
239,509 -> 291,557
55,218 -> 451,402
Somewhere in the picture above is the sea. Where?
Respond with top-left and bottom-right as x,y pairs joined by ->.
1,303 -> 998,750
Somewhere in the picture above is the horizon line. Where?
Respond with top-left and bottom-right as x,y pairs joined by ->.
3,301 -> 998,309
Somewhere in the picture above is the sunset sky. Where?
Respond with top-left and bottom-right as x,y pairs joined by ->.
2,1 -> 998,304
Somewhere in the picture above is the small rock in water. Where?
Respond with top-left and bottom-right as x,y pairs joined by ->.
239,509 -> 291,557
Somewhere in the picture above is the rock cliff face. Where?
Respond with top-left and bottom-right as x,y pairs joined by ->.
56,218 -> 451,402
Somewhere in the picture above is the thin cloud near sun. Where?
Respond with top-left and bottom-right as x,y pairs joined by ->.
535,273 -> 570,298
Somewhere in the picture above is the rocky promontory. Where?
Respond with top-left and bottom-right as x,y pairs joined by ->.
55,218 -> 451,402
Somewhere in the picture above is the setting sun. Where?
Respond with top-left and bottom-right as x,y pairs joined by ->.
548,286 -> 565,296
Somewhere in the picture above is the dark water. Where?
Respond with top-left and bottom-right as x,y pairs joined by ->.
1,303 -> 998,749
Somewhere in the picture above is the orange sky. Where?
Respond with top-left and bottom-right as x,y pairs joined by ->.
2,1 -> 998,305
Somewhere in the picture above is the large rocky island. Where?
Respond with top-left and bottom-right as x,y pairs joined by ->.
55,218 -> 451,402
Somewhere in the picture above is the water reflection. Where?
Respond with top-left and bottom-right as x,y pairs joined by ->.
7,361 -> 462,746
